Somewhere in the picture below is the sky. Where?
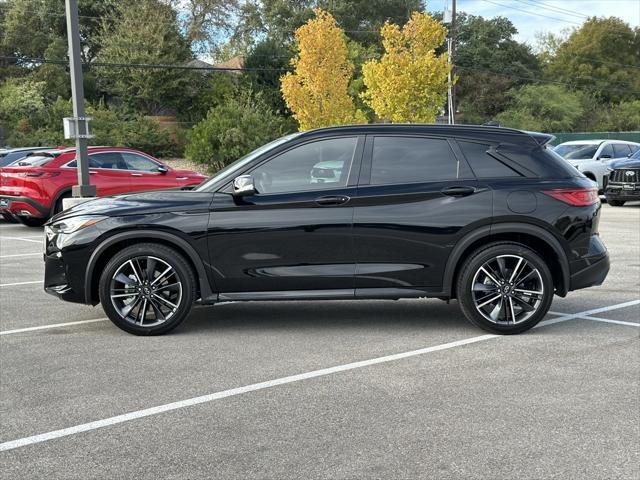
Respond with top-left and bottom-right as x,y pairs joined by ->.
427,0 -> 640,48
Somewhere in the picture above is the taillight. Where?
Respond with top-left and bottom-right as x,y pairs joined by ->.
20,170 -> 60,179
543,187 -> 599,206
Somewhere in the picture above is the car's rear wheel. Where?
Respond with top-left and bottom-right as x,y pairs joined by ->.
99,243 -> 196,335
17,217 -> 47,227
607,199 -> 625,207
456,242 -> 554,334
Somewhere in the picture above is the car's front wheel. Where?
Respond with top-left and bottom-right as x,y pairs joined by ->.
99,243 -> 196,335
456,242 -> 554,334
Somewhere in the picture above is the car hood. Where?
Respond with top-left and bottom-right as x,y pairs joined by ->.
610,158 -> 640,169
52,190 -> 214,221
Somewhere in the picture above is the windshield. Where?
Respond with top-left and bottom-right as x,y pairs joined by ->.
553,144 -> 598,160
196,133 -> 301,191
632,149 -> 640,160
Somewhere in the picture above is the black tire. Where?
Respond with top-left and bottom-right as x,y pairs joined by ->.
54,193 -> 71,215
17,217 -> 47,227
607,199 -> 625,207
456,242 -> 554,335
99,243 -> 197,335
1,213 -> 18,223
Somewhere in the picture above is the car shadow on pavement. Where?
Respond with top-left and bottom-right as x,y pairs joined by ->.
179,299 -> 470,335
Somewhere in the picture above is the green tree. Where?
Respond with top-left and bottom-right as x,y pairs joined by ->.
185,93 -> 292,172
545,17 -> 640,103
97,0 -> 194,115
451,13 -> 541,123
496,84 -> 584,132
594,100 -> 640,132
235,0 -> 423,49
241,38 -> 292,115
1,0 -> 116,63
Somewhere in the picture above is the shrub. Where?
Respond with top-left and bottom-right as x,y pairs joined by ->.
185,94 -> 293,173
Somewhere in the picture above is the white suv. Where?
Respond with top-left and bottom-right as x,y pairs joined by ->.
553,140 -> 640,191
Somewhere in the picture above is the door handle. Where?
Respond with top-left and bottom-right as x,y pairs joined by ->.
315,195 -> 350,206
131,173 -> 143,177
89,171 -> 96,175
441,186 -> 476,197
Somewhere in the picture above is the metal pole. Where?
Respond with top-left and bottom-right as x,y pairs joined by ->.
450,0 -> 457,124
65,0 -> 96,198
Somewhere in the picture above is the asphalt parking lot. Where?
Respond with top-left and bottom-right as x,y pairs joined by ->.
1,203 -> 638,479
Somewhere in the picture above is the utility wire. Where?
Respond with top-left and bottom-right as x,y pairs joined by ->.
3,55 -> 638,96
512,0 -> 588,19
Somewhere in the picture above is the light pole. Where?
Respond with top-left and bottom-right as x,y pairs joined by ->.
64,0 -> 96,199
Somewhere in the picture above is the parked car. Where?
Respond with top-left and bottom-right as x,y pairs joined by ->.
553,140 -> 640,192
604,149 -> 640,206
43,125 -> 609,336
0,147 -> 207,226
0,146 -> 54,167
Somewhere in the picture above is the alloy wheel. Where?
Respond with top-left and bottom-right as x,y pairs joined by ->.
471,254 -> 544,325
109,256 -> 183,327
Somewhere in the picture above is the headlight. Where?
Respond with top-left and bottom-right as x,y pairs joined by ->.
50,215 -> 107,234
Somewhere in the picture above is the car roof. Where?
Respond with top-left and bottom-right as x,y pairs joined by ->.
1,146 -> 54,153
296,124 -> 553,147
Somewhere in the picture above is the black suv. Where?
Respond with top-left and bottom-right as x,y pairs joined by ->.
44,125 -> 609,335
605,152 -> 640,206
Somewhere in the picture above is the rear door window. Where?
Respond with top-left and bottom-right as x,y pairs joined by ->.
458,141 -> 522,178
68,152 -> 127,169
369,136 -> 460,185
613,144 -> 631,158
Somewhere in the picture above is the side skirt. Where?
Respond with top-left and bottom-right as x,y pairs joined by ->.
200,287 -> 446,305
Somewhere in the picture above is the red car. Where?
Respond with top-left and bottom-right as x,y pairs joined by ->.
0,147 -> 207,226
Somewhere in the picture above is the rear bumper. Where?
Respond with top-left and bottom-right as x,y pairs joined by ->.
0,195 -> 49,218
569,251 -> 610,291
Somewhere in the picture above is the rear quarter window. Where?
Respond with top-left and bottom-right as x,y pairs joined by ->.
458,141 -> 522,178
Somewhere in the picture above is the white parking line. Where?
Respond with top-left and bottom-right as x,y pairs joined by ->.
0,236 -> 42,243
0,318 -> 108,335
0,252 -> 41,259
581,316 -> 639,328
1,299 -> 636,453
0,280 -> 43,287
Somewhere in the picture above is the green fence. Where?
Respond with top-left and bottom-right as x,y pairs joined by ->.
550,131 -> 640,146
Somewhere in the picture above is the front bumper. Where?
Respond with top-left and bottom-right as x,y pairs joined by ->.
605,182 -> 640,201
44,252 -> 87,304
0,195 -> 49,218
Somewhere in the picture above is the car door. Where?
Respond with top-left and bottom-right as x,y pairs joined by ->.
351,135 -> 492,294
121,152 -> 174,192
207,136 -> 364,295
68,152 -> 132,196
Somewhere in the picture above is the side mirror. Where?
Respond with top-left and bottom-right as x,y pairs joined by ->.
233,174 -> 255,196
157,165 -> 169,174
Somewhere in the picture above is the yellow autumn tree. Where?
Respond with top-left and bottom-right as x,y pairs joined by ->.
281,9 -> 366,131
361,12 -> 452,123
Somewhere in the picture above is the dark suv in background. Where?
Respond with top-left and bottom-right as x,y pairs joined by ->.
43,125 -> 609,335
